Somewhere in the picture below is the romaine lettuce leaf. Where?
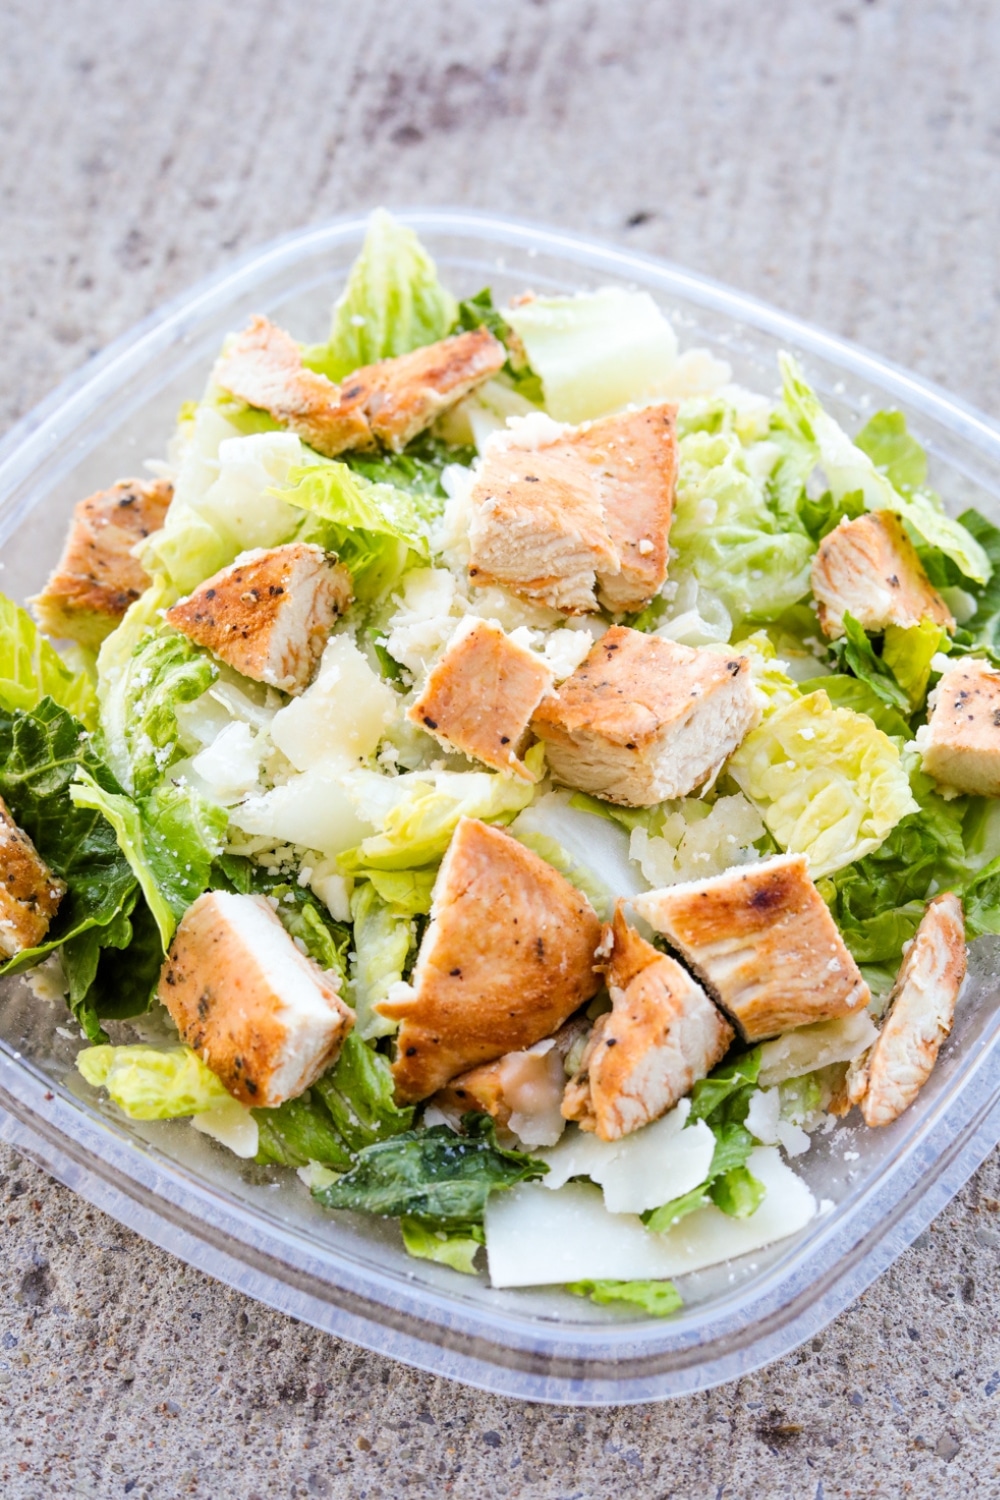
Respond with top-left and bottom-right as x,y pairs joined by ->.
304,209 -> 457,382
77,1043 -> 232,1118
566,1278 -> 683,1316
400,1217 -> 485,1275
882,619 -> 947,708
360,867 -> 437,917
61,893 -> 163,1044
348,880 -> 415,1040
344,432 -> 476,501
708,1164 -> 766,1218
830,614 -> 912,715
280,460 -> 435,601
253,1033 -> 413,1168
0,699 -> 138,978
71,771 -> 227,948
312,1114 -> 546,1225
728,689 -> 918,877
0,593 -> 98,728
797,673 -> 912,741
778,357 -> 991,584
108,624 -> 218,798
455,287 -> 544,405
671,424 -> 814,626
952,508 -> 1000,653
504,287 -> 678,422
339,752 -> 543,874
855,409 -> 928,492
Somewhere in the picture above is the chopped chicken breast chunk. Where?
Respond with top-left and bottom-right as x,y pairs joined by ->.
0,796 -> 66,959
32,478 -> 173,647
432,1017 -> 589,1149
847,892 -> 966,1127
562,904 -> 733,1141
158,890 -> 353,1108
213,315 -> 503,457
376,818 -> 602,1103
530,626 -> 760,806
811,512 -> 955,640
467,404 -> 677,614
165,543 -> 352,694
919,656 -> 1000,796
634,853 -> 870,1042
407,616 -> 553,777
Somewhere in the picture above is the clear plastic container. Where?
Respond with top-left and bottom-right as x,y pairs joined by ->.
2,211 -> 999,1406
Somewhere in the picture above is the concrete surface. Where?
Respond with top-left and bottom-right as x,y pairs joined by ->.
2,0 -> 1000,1493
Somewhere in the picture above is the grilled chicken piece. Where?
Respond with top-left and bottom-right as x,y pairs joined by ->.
31,478 -> 173,647
562,904 -> 734,1141
432,1015 -> 589,1148
634,853 -> 870,1042
847,892 -> 966,1127
158,890 -> 353,1108
811,512 -> 955,640
919,656 -> 1000,796
165,543 -> 352,694
347,328 -> 506,451
0,796 -> 66,959
467,404 -> 677,614
213,315 -> 504,458
407,617 -> 553,778
376,818 -> 602,1103
530,626 -> 760,806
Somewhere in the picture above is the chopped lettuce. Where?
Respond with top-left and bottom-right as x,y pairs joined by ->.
280,460 -> 437,601
312,1114 -> 546,1225
62,893 -> 163,1044
798,673 -> 912,741
709,1164 -> 766,1219
670,422 -> 814,627
254,1034 -> 413,1168
0,699 -> 138,982
304,210 -> 456,381
0,593 -> 98,728
830,614 -> 912,716
855,409 -> 928,492
882,619 -> 947,708
103,624 -> 218,798
71,771 -> 227,948
566,1278 -> 683,1317
339,752 -> 543,874
504,287 -> 679,422
778,357 -> 991,584
454,287 -> 544,404
77,1043 -> 232,1119
348,880 -> 415,1040
400,1217 -> 485,1275
728,689 -> 918,877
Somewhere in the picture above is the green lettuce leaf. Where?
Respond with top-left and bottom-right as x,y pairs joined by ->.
688,1049 -> 762,1122
340,754 -> 543,874
644,1061 -> 762,1233
360,866 -> 437,917
671,423 -> 815,626
103,624 -> 218,798
830,614 -> 912,715
348,880 -> 415,1040
62,893 -> 163,1044
855,409 -> 928,491
399,1217 -> 484,1275
566,1278 -> 683,1317
778,357 -> 991,584
953,508 -> 1000,652
71,771 -> 227,948
455,287 -> 544,404
280,460 -> 434,601
797,674 -> 912,741
709,1164 -> 766,1218
77,1043 -> 231,1118
344,432 -> 476,500
882,619 -> 947,708
0,699 -> 138,977
254,1033 -> 413,1168
312,1114 -> 546,1225
304,210 -> 456,381
0,594 -> 98,728
728,689 -> 918,877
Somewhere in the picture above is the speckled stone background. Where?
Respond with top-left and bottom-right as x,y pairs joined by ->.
3,0 -> 1000,1494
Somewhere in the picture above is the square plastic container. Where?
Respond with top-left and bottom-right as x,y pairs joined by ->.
2,210 -> 1000,1406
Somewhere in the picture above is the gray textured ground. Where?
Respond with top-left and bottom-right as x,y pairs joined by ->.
3,0 -> 1000,1493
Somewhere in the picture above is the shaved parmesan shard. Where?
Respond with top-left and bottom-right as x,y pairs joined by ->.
757,1009 -> 879,1088
535,1102 -> 716,1215
485,1147 -> 816,1289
